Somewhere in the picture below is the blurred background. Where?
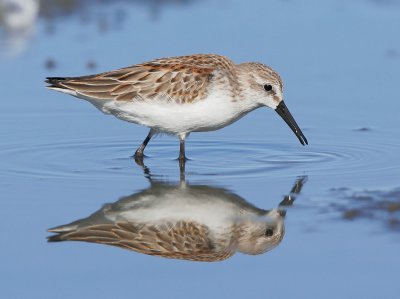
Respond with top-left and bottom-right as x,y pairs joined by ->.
1,0 -> 400,298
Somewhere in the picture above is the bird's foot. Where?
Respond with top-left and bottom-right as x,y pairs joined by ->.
133,151 -> 146,167
177,155 -> 187,172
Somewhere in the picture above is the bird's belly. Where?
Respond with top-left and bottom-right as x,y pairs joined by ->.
108,194 -> 244,228
94,96 -> 251,135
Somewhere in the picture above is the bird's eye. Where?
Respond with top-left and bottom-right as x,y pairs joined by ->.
265,228 -> 274,237
263,84 -> 273,92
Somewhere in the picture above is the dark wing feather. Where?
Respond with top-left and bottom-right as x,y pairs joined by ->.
46,54 -> 235,104
48,220 -> 235,262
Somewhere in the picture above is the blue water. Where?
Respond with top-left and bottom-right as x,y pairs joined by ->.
1,0 -> 400,298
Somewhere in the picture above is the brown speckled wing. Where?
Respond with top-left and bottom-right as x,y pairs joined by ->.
48,220 -> 235,262
48,54 -> 236,104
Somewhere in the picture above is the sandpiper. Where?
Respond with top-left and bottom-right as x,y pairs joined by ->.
47,175 -> 307,262
46,54 -> 308,161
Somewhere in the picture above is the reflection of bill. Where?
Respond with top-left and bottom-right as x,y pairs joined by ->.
48,176 -> 307,262
0,0 -> 39,57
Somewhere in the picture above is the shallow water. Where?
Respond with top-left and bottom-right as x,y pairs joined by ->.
1,0 -> 400,298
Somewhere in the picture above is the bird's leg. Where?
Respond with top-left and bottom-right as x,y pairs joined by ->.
179,139 -> 186,160
134,129 -> 154,159
178,134 -> 187,160
133,154 -> 152,182
277,176 -> 308,217
178,133 -> 187,172
179,160 -> 186,181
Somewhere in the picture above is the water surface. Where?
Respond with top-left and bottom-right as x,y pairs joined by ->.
1,0 -> 400,298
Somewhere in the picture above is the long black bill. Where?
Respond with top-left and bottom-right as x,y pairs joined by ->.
277,176 -> 308,217
275,101 -> 308,146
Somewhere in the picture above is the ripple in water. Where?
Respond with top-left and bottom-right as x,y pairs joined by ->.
0,134 -> 399,181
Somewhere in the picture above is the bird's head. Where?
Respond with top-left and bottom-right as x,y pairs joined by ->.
237,62 -> 308,145
236,209 -> 285,255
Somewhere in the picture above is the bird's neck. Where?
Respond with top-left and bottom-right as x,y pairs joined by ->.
233,66 -> 263,110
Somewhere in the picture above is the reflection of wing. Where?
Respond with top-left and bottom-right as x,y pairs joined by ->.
46,54 -> 235,104
48,220 -> 235,262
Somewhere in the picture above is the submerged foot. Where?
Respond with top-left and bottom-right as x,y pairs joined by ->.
176,155 -> 189,164
133,152 -> 145,167
178,155 -> 187,173
177,155 -> 188,162
134,148 -> 144,158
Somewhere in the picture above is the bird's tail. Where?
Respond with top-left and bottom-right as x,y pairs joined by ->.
45,77 -> 67,88
44,74 -> 121,100
47,222 -> 79,242
45,76 -> 80,96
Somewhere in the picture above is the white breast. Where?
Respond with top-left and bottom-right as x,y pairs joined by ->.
91,88 -> 258,135
105,190 -> 248,230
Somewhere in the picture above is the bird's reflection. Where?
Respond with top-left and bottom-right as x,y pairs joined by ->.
48,166 -> 307,262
